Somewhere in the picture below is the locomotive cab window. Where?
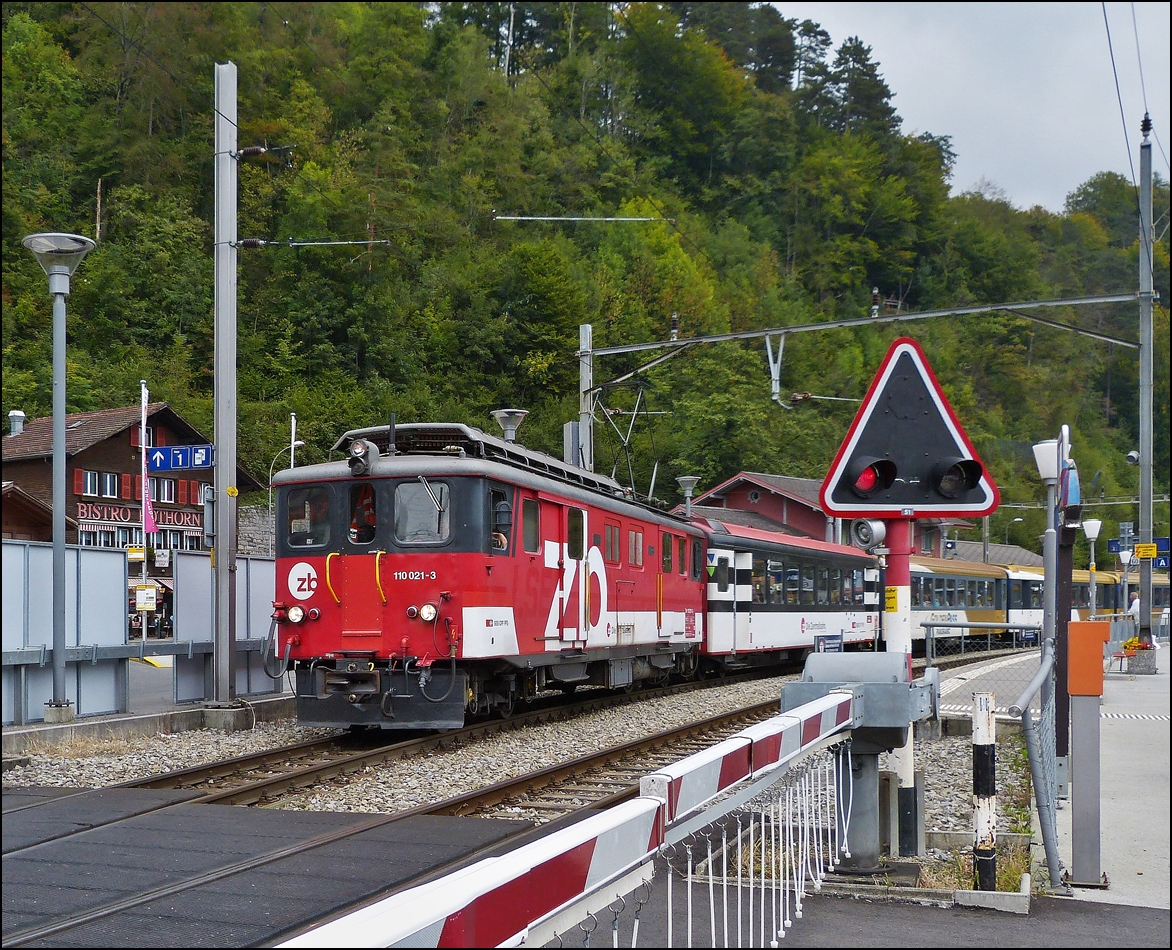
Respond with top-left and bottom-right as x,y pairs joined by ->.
395,479 -> 450,544
349,484 -> 377,544
678,537 -> 687,575
522,498 -> 540,553
287,486 -> 332,548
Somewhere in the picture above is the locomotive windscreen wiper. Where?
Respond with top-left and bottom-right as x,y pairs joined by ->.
417,475 -> 445,513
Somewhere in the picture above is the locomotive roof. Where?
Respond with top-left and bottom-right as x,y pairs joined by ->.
277,426 -> 703,534
332,423 -> 624,496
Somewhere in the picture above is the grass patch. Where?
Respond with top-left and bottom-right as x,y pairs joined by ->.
918,843 -> 1031,892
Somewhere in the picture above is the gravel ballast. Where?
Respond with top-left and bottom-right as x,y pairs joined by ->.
2,676 -> 1029,836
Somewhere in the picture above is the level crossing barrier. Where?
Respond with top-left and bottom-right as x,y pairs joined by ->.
278,692 -> 856,948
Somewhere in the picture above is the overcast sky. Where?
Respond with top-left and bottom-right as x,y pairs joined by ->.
774,1 -> 1170,213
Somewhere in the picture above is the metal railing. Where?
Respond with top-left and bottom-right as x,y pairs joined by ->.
920,621 -> 1043,665
1007,636 -> 1064,892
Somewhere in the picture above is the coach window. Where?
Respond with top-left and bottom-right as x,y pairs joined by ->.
522,498 -> 540,553
752,555 -> 767,604
854,569 -> 866,606
691,538 -> 704,580
662,533 -> 673,573
816,566 -> 829,606
911,578 -> 923,607
568,508 -> 585,561
716,556 -> 731,592
799,563 -> 814,606
395,480 -> 450,544
768,560 -> 786,604
288,486 -> 332,548
829,568 -> 843,605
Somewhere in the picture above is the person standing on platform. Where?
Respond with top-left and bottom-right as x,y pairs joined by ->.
1128,591 -> 1141,634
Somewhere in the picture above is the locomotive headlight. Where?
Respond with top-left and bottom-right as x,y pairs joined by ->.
419,602 -> 438,623
287,605 -> 306,624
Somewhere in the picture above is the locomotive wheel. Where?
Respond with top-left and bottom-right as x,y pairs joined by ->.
558,682 -> 578,694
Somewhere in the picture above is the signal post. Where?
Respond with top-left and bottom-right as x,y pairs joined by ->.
821,338 -> 999,856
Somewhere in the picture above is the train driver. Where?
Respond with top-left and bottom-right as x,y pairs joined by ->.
350,484 -> 377,544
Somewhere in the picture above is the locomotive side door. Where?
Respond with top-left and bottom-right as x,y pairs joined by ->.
340,483 -> 384,641
542,500 -> 585,644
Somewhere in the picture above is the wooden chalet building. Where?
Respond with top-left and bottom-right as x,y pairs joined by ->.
2,404 -> 260,551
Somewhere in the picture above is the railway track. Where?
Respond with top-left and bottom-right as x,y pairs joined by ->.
409,698 -> 780,823
115,649 -> 1020,808
2,695 -> 779,949
118,671 -> 786,805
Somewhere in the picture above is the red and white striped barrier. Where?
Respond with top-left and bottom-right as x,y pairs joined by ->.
282,692 -> 855,948
641,690 -> 854,823
279,798 -> 661,949
742,691 -> 854,778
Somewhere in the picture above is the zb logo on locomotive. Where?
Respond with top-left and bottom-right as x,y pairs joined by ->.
288,562 -> 319,600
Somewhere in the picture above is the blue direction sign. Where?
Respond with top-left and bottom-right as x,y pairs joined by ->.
1107,539 -> 1121,554
148,444 -> 214,471
1155,555 -> 1170,570
1157,537 -> 1170,553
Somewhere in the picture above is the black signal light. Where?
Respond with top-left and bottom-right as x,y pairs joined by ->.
932,457 -> 982,499
846,457 -> 896,499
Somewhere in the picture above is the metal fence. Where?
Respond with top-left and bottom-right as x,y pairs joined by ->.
2,540 -> 280,725
1008,635 -> 1063,891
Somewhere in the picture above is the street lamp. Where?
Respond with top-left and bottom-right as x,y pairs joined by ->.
1082,518 -> 1102,617
269,441 -> 305,557
1120,548 -> 1133,621
22,233 -> 96,724
1005,517 -> 1023,545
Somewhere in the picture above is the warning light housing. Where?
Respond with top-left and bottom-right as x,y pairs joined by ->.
846,457 -> 896,499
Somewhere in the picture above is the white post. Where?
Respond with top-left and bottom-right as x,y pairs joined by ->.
290,412 -> 298,469
972,692 -> 997,890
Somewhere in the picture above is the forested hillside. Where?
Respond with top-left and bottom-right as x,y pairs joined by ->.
3,2 -> 1168,557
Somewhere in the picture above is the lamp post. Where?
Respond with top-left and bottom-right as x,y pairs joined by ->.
269,441 -> 305,557
22,233 -> 96,723
1120,549 -> 1132,623
1033,436 -> 1066,796
1004,517 -> 1023,546
1082,519 -> 1102,618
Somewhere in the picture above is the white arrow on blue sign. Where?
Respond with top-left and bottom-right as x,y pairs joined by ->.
149,444 -> 213,471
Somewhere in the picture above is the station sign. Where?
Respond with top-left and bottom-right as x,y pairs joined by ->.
1155,555 -> 1170,570
149,444 -> 214,472
127,546 -> 145,562
1107,539 -> 1121,554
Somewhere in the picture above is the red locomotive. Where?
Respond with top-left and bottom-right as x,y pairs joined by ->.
270,421 -> 879,729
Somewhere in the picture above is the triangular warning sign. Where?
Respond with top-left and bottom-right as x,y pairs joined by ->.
820,338 -> 999,518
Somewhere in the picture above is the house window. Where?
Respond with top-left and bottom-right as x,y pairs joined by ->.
82,470 -> 99,496
148,477 -> 177,504
100,472 -> 119,497
79,530 -> 98,547
117,527 -> 132,548
98,530 -> 115,548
